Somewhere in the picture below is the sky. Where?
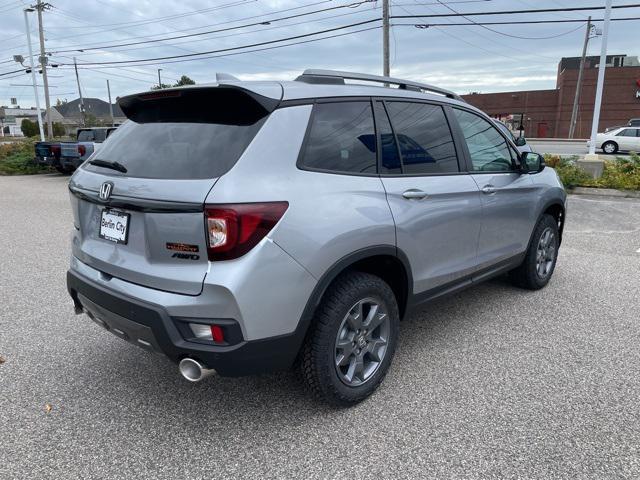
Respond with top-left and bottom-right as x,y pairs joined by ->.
0,0 -> 637,109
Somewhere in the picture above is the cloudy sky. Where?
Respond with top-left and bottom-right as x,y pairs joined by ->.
0,0 -> 637,108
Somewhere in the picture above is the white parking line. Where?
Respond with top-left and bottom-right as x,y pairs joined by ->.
636,247 -> 640,253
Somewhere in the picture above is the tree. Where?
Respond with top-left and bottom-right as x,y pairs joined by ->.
151,74 -> 196,90
84,113 -> 105,127
55,98 -> 68,107
175,75 -> 195,86
21,118 -> 39,137
52,122 -> 66,137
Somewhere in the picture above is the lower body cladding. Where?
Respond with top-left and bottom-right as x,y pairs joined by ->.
66,240 -> 317,379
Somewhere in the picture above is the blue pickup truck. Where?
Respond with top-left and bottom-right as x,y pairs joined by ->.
34,126 -> 118,174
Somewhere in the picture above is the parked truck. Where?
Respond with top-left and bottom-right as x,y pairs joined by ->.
34,126 -> 118,174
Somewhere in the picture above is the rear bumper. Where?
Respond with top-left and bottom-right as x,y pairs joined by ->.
66,269 -> 307,376
35,155 -> 58,166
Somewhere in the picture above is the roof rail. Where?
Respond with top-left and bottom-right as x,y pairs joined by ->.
295,69 -> 464,102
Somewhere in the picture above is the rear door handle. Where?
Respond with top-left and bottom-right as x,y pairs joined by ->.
481,185 -> 497,194
402,189 -> 428,200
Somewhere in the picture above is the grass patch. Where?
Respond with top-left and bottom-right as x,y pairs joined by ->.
0,140 -> 52,175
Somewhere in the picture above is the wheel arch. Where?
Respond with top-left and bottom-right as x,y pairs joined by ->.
291,246 -> 413,360
541,200 -> 566,245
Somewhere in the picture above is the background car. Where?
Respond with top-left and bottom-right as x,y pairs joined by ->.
590,126 -> 640,154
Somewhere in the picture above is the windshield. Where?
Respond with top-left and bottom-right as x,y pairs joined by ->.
83,118 -> 266,180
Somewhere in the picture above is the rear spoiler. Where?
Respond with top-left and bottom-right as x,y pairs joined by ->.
118,85 -> 282,126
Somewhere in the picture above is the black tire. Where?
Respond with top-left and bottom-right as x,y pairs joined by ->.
602,141 -> 618,154
301,271 -> 399,407
509,214 -> 559,290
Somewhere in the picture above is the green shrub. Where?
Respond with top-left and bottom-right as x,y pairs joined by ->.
0,141 -> 51,175
52,122 -> 66,137
20,119 -> 39,137
544,154 -> 594,188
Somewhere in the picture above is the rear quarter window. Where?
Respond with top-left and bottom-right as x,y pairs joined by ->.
84,118 -> 266,179
299,101 -> 377,175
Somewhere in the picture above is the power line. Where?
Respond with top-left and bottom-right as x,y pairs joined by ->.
59,25 -> 382,70
401,16 -> 640,26
44,2 -> 640,55
390,3 -> 640,19
431,0 -> 581,39
48,0 -> 377,54
61,3 -> 381,59
55,19 -> 382,66
0,69 -> 27,78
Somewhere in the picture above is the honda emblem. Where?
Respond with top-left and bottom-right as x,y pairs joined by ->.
99,182 -> 113,201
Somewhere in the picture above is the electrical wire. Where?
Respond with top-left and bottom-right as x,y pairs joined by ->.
61,25 -> 382,70
432,0 -> 584,39
47,0 -> 377,54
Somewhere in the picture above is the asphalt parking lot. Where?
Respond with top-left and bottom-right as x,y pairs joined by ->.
1,174 -> 640,479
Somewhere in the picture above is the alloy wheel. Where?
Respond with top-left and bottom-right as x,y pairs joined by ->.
334,298 -> 390,387
536,227 -> 556,278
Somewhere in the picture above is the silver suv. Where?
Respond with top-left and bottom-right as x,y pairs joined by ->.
67,70 -> 566,406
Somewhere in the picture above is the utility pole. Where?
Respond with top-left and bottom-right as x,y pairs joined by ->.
587,0 -> 612,157
106,79 -> 114,127
382,0 -> 390,77
35,0 -> 53,139
568,16 -> 592,139
157,68 -> 163,88
73,57 -> 86,126
23,8 -> 44,141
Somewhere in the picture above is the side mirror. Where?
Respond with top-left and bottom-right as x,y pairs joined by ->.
514,136 -> 526,147
521,152 -> 545,174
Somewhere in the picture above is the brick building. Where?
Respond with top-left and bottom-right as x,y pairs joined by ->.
462,54 -> 640,139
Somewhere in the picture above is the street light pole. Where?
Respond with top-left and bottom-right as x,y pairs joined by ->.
568,16 -> 592,139
587,0 -> 612,156
157,68 -> 163,88
23,8 -> 45,142
106,79 -> 114,127
73,57 -> 86,127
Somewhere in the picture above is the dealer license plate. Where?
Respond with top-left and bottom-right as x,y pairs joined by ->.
99,209 -> 130,244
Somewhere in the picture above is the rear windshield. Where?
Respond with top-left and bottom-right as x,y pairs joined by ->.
83,118 -> 266,179
78,129 -> 108,142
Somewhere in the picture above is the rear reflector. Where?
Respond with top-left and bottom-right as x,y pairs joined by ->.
188,323 -> 226,344
210,325 -> 224,344
205,202 -> 288,261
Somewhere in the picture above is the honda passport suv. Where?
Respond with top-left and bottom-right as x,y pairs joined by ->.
67,70 -> 566,406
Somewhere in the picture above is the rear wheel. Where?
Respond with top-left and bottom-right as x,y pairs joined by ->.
301,271 -> 399,406
509,214 -> 559,290
602,141 -> 618,154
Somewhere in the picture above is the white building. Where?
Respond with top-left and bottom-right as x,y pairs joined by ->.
0,106 -> 44,137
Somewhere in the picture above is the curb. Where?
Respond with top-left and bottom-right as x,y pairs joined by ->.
528,138 -> 588,143
570,187 -> 640,199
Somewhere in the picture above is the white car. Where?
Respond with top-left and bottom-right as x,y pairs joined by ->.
589,126 -> 640,154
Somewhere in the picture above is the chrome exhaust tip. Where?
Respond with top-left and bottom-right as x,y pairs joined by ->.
178,358 -> 216,382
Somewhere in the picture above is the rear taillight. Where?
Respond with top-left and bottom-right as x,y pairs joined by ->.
205,202 -> 288,261
51,145 -> 61,157
78,145 -> 86,156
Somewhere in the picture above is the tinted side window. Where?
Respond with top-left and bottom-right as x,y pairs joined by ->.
300,102 -> 377,174
94,129 -> 107,143
77,130 -> 95,142
617,129 -> 637,137
454,109 -> 515,172
385,102 -> 459,174
374,102 -> 401,174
